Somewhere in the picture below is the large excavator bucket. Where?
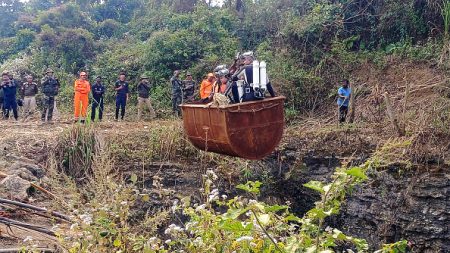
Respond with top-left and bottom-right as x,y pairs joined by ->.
180,96 -> 285,160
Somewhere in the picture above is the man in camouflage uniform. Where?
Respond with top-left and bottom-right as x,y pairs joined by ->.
182,72 -> 195,103
41,68 -> 60,123
170,70 -> 182,116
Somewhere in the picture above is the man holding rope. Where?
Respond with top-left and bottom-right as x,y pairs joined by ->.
337,79 -> 351,123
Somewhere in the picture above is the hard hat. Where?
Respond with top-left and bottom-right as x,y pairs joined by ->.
241,51 -> 254,59
207,73 -> 215,78
140,74 -> 149,80
186,72 -> 192,76
214,65 -> 227,73
80,72 -> 87,76
218,69 -> 230,77
45,68 -> 54,74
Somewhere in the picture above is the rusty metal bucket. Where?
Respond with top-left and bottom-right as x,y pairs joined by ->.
180,96 -> 286,160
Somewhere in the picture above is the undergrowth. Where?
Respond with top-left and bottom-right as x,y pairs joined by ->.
42,124 -> 409,253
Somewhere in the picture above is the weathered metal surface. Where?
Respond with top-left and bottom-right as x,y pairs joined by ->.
180,96 -> 285,160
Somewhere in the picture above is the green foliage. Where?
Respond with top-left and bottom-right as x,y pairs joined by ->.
375,240 -> 409,253
444,1 -> 450,39
0,0 -> 447,114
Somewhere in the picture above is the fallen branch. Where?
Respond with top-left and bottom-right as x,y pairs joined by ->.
0,248 -> 55,253
0,217 -> 56,236
0,198 -> 71,222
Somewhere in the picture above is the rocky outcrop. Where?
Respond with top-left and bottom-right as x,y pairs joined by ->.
333,167 -> 449,253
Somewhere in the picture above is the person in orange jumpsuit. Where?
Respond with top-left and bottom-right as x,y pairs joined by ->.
74,72 -> 91,123
199,73 -> 215,101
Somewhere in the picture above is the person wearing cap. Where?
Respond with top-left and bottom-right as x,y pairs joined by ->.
74,72 -> 91,123
1,71 -> 18,120
91,76 -> 105,121
41,68 -> 60,123
182,72 -> 196,103
170,70 -> 183,116
20,75 -> 39,119
137,74 -> 156,121
200,73 -> 215,101
114,72 -> 130,121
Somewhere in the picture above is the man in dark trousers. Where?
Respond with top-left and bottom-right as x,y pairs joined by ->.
182,72 -> 196,103
170,70 -> 182,116
232,52 -> 276,102
41,68 -> 60,123
114,72 -> 129,121
91,76 -> 105,121
337,79 -> 351,123
137,74 -> 156,120
1,72 -> 18,120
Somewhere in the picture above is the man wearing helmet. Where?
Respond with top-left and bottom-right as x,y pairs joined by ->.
232,51 -> 276,102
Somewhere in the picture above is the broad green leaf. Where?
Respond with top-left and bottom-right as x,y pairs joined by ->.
258,214 -> 270,225
285,214 -> 302,222
223,207 -> 248,220
345,167 -> 368,180
303,181 -> 325,193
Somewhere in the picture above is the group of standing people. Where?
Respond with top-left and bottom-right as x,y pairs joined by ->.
0,68 -> 157,123
0,68 -> 60,122
72,71 -> 156,123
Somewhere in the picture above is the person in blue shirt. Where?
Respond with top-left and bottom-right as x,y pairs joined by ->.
337,79 -> 351,123
114,72 -> 130,121
91,76 -> 106,121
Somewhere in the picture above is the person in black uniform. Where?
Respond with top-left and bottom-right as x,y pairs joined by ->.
91,76 -> 106,121
231,52 -> 276,102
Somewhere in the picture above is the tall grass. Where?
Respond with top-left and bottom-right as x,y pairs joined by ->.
54,124 -> 102,181
442,0 -> 450,40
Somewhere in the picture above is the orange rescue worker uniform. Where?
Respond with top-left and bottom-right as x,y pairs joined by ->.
200,73 -> 215,99
74,72 -> 91,121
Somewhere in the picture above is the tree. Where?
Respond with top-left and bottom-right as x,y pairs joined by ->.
0,0 -> 24,37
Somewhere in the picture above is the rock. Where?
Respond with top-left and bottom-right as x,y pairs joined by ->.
9,162 -> 46,179
9,167 -> 37,181
1,175 -> 31,200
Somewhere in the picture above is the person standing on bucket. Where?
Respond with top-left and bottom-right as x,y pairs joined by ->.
74,72 -> 91,123
337,79 -> 351,123
91,76 -> 105,122
137,74 -> 156,121
115,71 -> 130,121
41,68 -> 60,123
170,70 -> 183,116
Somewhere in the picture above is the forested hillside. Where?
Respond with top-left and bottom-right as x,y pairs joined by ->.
0,0 -> 448,112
